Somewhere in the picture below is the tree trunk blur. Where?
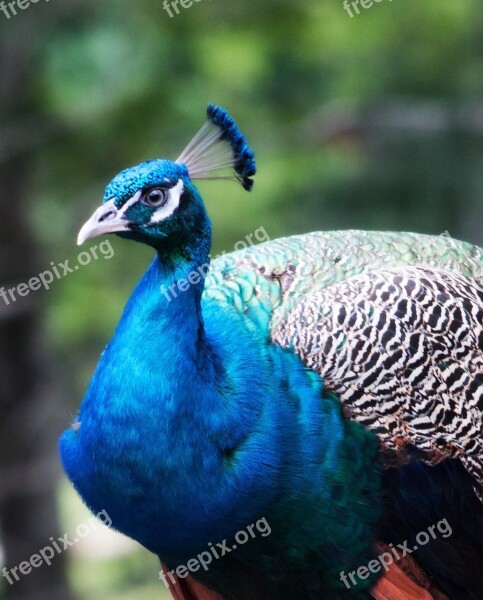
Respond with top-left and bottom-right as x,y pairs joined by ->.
0,16 -> 74,600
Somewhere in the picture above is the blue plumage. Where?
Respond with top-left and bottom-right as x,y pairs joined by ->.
60,246 -> 380,595
62,105 -> 483,600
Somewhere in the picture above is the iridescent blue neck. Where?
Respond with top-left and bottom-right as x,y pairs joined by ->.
119,219 -> 213,371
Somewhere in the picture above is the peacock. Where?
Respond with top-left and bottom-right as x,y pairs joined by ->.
60,105 -> 483,600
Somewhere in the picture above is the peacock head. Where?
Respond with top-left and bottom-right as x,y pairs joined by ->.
77,105 -> 256,254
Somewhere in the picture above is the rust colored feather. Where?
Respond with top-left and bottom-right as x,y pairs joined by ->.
370,542 -> 449,600
162,566 -> 226,600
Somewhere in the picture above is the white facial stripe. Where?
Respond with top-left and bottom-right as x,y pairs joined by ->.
149,179 -> 184,224
118,191 -> 142,218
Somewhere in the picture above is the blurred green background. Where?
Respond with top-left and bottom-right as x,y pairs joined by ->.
0,0 -> 482,599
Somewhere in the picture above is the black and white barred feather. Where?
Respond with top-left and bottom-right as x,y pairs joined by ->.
272,266 -> 483,496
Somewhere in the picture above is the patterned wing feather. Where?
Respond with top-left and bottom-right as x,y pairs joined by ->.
271,266 -> 483,493
204,230 -> 482,492
205,230 -> 482,333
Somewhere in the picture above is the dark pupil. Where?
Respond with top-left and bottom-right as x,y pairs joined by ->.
147,189 -> 165,205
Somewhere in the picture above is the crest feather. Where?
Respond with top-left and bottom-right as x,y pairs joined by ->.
176,104 -> 256,191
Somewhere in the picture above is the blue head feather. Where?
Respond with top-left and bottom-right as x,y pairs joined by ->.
175,105 -> 256,191
206,104 -> 256,191
103,160 -> 189,205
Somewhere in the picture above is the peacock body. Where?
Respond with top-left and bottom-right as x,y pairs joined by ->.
60,106 -> 483,600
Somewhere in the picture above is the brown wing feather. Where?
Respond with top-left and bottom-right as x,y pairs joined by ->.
370,544 -> 448,600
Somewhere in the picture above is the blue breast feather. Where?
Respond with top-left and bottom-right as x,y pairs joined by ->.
59,253 -> 380,591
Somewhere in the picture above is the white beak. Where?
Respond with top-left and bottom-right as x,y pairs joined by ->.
77,198 -> 131,245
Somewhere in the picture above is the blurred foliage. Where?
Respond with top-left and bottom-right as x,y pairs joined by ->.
1,0 -> 482,598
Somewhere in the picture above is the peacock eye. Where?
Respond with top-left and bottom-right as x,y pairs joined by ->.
142,187 -> 168,208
